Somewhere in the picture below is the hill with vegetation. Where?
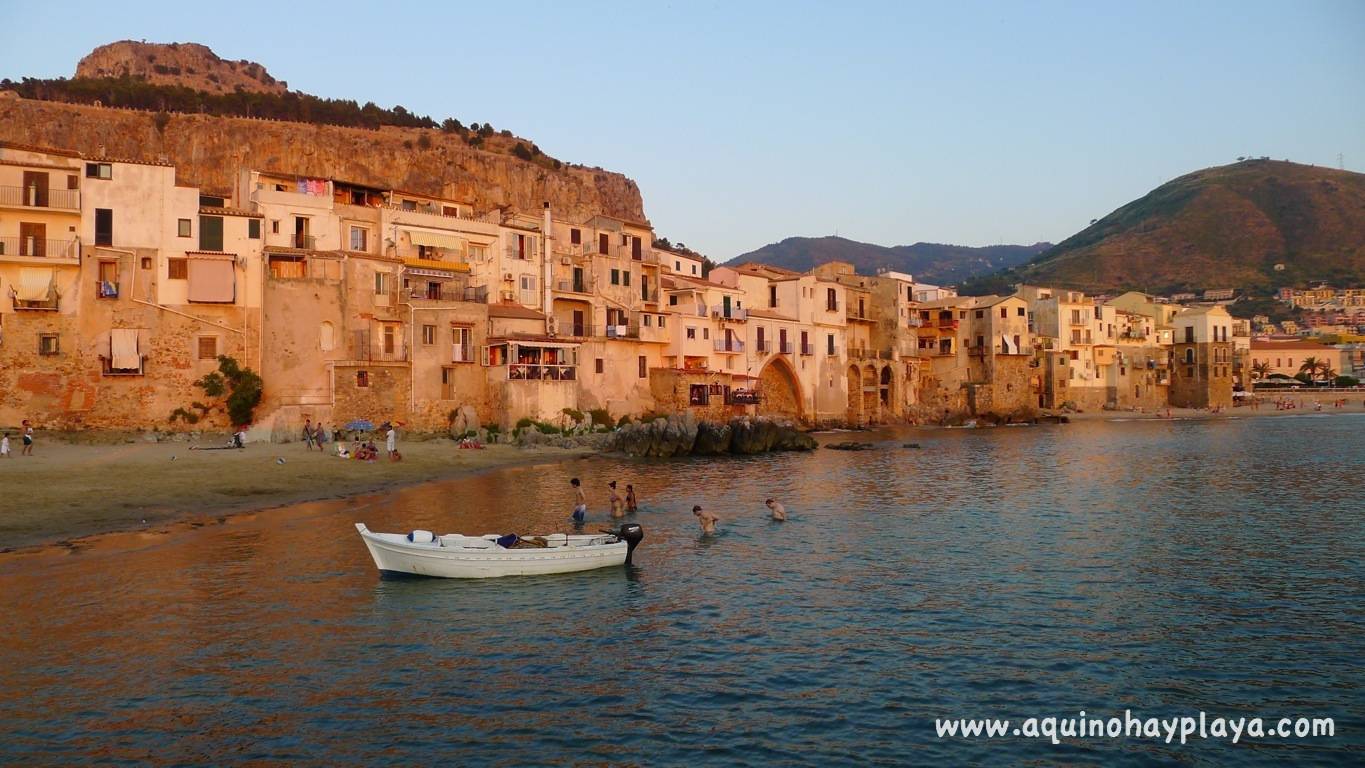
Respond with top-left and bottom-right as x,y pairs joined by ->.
964,160 -> 1365,295
0,42 -> 646,222
727,236 -> 1050,285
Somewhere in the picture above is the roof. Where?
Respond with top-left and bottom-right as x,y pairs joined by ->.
200,206 -> 262,218
917,297 -> 968,310
589,213 -> 654,230
1251,340 -> 1336,350
732,262 -> 799,277
0,140 -> 84,159
745,309 -> 797,321
487,303 -> 546,320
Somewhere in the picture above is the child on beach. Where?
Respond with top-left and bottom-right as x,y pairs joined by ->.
21,420 -> 34,456
1,433 -> 10,458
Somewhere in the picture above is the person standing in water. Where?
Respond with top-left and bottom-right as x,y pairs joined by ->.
608,481 -> 624,518
693,505 -> 719,534
625,484 -> 638,514
571,478 -> 587,522
765,498 -> 787,521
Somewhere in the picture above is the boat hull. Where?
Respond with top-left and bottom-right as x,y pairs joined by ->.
355,524 -> 628,578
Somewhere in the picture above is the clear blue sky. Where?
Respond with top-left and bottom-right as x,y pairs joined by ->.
2,0 -> 1362,261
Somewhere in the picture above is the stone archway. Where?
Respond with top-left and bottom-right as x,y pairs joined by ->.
879,365 -> 893,412
862,364 -> 879,423
758,356 -> 803,421
846,365 -> 862,424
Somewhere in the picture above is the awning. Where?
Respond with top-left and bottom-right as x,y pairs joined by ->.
17,268 -> 54,301
404,257 -> 470,275
187,255 -> 236,303
111,328 -> 140,370
406,230 -> 465,250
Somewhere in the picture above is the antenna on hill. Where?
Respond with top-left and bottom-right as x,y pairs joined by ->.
1339,153 -> 1345,171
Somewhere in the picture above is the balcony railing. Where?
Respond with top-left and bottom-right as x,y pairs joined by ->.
799,343 -> 814,356
450,343 -> 474,363
555,278 -> 592,294
347,338 -> 409,362
293,233 -> 318,250
505,244 -> 540,262
711,306 -> 747,321
408,285 -> 488,303
778,341 -> 794,354
714,338 -> 745,353
0,186 -> 81,211
508,364 -> 577,381
0,237 -> 80,259
757,339 -> 772,353
847,308 -> 870,321
605,324 -> 641,339
826,346 -> 840,357
9,288 -> 60,311
936,318 -> 959,330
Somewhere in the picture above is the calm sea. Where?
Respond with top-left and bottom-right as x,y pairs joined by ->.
2,416 -> 1362,766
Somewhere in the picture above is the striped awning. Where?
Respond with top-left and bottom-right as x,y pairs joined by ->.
405,230 -> 465,250
404,257 -> 470,275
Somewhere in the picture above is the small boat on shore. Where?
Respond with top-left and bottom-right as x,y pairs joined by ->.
355,522 -> 644,579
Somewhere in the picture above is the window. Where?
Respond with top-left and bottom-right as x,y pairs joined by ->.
178,219 -> 192,238
1184,349 -> 1195,364
691,264 -> 698,275
826,288 -> 838,312
638,355 -> 647,379
320,321 -> 335,351
658,316 -> 666,328
643,315 -> 652,327
247,219 -> 261,239
140,257 -> 152,270
675,260 -> 681,271
623,271 -> 631,287
1000,307 -> 1007,318
350,227 -> 368,252
468,244 -> 487,261
769,285 -> 778,308
826,334 -> 835,355
1017,307 -> 1025,316
975,310 -> 984,319
1013,334 -> 1021,351
375,272 -> 389,294
452,326 -> 472,361
703,328 -> 710,340
85,162 -> 112,179
197,336 -> 218,360
271,220 -> 280,234
599,233 -> 610,254
596,358 -> 604,374
199,215 -> 224,252
39,333 -> 60,355
168,258 -> 188,280
610,269 -> 620,285
571,228 -> 581,245
383,325 -> 396,355
422,325 -> 437,345
356,371 -> 369,388
689,384 -> 709,406
1184,327 -> 1194,343
95,208 -> 113,246
686,327 -> 696,340
669,295 -> 678,306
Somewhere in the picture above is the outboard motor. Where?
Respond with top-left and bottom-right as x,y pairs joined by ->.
617,523 -> 644,565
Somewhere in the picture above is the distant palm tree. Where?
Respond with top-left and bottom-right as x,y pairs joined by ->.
1298,357 -> 1322,380
1319,365 -> 1338,383
1251,360 -> 1272,380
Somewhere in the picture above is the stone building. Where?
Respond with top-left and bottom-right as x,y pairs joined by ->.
1169,305 -> 1234,409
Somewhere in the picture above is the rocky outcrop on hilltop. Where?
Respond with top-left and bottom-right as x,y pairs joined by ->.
611,413 -> 817,457
0,97 -> 648,220
76,41 -> 286,95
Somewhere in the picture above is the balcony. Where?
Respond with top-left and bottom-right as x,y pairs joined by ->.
508,363 -> 576,381
0,237 -> 80,261
778,341 -> 795,355
826,346 -> 840,357
0,186 -> 80,212
605,324 -> 641,340
9,287 -> 60,311
408,284 -> 488,303
799,343 -> 814,356
555,278 -> 593,295
293,233 -> 318,250
714,338 -> 746,353
936,318 -> 959,330
711,305 -> 747,322
95,280 -> 120,299
846,307 -> 871,321
756,339 -> 772,354
505,244 -> 540,263
347,337 -> 409,363
450,343 -> 475,364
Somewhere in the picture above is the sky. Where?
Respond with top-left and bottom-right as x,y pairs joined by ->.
1,0 -> 1362,261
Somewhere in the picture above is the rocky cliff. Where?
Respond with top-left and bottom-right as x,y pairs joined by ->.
76,41 -> 286,95
0,95 -> 648,222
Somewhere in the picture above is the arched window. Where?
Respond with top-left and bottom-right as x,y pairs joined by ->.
320,321 -> 335,351
1184,348 -> 1194,364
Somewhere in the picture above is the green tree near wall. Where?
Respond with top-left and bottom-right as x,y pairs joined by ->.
187,355 -> 264,427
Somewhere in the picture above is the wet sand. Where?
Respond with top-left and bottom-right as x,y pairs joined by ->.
0,438 -> 596,551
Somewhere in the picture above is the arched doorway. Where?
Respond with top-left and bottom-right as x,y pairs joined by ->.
880,365 -> 893,411
846,365 -> 862,424
758,356 -> 803,421
862,364 -> 879,423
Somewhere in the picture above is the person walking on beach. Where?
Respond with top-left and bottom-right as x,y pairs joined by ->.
385,424 -> 397,458
766,498 -> 787,521
21,420 -> 34,456
570,478 -> 587,522
608,481 -> 625,518
625,484 -> 638,513
693,505 -> 719,535
303,419 -> 317,451
1,433 -> 10,459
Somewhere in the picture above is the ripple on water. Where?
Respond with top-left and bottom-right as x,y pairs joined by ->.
1,419 -> 1362,766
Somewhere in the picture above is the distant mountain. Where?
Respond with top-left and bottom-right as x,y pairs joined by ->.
726,237 -> 1051,285
973,159 -> 1365,295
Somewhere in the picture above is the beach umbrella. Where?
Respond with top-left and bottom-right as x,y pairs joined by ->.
346,419 -> 374,431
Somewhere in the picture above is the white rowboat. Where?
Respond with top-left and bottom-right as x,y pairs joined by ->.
355,523 -> 644,579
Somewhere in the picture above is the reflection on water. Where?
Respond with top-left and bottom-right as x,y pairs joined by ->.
2,417 -> 1363,766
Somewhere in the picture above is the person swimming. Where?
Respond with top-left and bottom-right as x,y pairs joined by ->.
765,498 -> 787,521
625,484 -> 638,513
571,478 -> 587,522
693,505 -> 719,535
608,480 -> 625,518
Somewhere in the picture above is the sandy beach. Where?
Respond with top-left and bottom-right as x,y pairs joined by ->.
0,435 -> 597,551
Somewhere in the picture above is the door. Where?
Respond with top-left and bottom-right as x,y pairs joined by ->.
723,295 -> 731,317
757,326 -> 766,352
95,209 -> 112,247
22,171 -> 49,207
19,222 -> 46,257
599,233 -> 609,255
631,236 -> 642,260
572,310 -> 584,337
779,328 -> 788,352
573,267 -> 585,293
641,275 -> 650,301
294,217 -> 309,248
